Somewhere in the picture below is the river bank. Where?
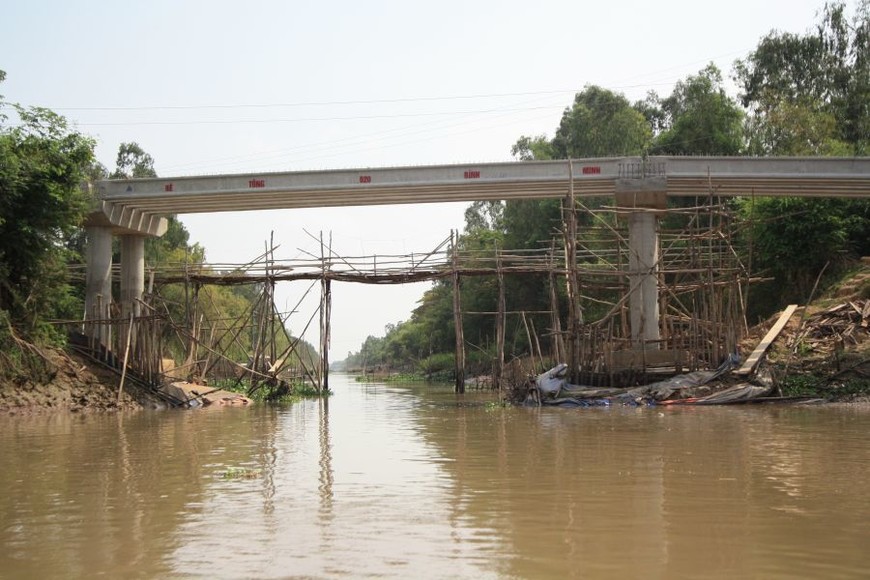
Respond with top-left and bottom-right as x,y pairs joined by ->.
0,347 -> 148,414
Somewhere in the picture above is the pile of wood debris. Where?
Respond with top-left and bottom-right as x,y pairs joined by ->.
791,300 -> 870,355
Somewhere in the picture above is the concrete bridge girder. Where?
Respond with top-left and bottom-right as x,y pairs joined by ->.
82,206 -> 167,345
84,155 -> 870,351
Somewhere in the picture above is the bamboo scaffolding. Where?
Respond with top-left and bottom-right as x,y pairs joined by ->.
68,192 -> 749,395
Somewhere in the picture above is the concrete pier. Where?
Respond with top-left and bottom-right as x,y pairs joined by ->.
615,184 -> 667,349
120,235 -> 145,317
82,206 -> 166,345
627,211 -> 661,348
84,225 -> 113,345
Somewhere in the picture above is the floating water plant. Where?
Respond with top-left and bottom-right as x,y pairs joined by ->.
220,466 -> 262,480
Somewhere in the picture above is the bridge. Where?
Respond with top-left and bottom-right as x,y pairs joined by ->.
85,155 -> 870,363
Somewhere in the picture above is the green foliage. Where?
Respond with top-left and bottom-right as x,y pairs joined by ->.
464,200 -> 505,234
778,373 -> 822,397
510,135 -> 554,161
778,371 -> 870,399
732,3 -> 870,317
418,352 -> 454,376
736,1 -> 870,154
0,92 -> 96,341
834,378 -> 870,397
739,196 -> 870,316
551,86 -> 652,158
743,97 -> 854,156
146,215 -> 200,263
647,64 -> 744,155
215,377 -> 327,402
110,142 -> 157,179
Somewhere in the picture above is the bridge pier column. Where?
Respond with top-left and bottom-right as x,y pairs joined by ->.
627,211 -> 661,349
84,225 -> 113,346
120,234 -> 145,317
615,183 -> 666,350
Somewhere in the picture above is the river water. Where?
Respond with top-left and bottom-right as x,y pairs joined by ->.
0,374 -> 867,579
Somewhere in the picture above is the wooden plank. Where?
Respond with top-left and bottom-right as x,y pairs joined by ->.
736,304 -> 798,376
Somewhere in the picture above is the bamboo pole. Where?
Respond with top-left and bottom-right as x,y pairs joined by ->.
494,248 -> 506,394
548,244 -> 564,364
452,231 -> 466,394
320,277 -> 331,393
117,312 -> 135,404
317,232 -> 332,393
563,199 -> 578,381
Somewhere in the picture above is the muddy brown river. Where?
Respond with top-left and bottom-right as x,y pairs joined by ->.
1,374 -> 867,578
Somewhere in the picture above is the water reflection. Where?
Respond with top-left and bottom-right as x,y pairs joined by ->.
412,397 -> 870,579
0,408 -> 281,578
0,380 -> 867,579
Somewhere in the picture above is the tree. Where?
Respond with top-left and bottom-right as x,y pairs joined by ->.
743,98 -> 853,156
510,135 -> 554,161
0,80 -> 96,338
110,142 -> 157,179
647,64 -> 744,155
551,86 -> 652,158
736,1 -> 869,154
464,200 -> 505,234
735,2 -> 870,316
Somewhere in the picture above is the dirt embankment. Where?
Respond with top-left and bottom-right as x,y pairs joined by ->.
0,348 -> 148,414
743,260 -> 870,401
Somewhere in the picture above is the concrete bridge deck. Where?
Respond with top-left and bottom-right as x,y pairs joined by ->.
94,156 -> 870,232
84,155 -> 870,361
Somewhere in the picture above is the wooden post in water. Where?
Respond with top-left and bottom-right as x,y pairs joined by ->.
451,231 -> 466,394
494,247 -> 506,393
320,277 -> 331,392
319,232 -> 332,393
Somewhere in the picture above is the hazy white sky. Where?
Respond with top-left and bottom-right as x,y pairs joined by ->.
1,0 -> 837,358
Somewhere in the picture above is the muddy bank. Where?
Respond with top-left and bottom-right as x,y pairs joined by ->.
0,347 -> 149,414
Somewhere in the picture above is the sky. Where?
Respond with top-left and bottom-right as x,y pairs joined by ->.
1,0 -> 840,359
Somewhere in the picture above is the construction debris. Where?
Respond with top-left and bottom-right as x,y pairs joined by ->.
160,382 -> 252,408
792,300 -> 870,354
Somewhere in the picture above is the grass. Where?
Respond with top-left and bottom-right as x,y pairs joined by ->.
776,369 -> 870,400
778,374 -> 823,397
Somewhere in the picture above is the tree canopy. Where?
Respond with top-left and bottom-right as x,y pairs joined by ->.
736,1 -> 869,155
734,1 -> 870,307
645,64 -> 744,155
1,74 -> 96,338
